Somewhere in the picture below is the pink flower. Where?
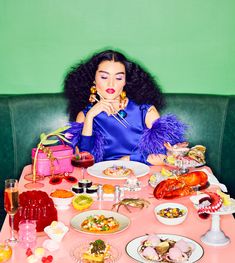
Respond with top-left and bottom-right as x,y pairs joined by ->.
64,132 -> 73,139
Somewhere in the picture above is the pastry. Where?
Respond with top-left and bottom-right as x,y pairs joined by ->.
102,184 -> 115,194
103,165 -> 133,177
82,239 -> 110,263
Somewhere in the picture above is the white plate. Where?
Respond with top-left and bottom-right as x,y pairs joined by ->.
126,234 -> 204,263
87,160 -> 150,180
70,209 -> 131,235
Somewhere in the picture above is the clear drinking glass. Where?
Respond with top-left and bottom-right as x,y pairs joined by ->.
4,179 -> 19,244
18,220 -> 37,248
124,172 -> 141,191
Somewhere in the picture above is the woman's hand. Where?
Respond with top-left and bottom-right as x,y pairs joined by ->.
77,98 -> 119,136
86,99 -> 118,119
147,154 -> 166,165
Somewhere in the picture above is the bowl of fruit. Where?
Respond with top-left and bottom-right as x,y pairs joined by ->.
154,203 -> 188,225
50,189 -> 75,210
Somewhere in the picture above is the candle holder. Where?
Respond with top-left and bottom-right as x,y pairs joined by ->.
24,142 -> 45,189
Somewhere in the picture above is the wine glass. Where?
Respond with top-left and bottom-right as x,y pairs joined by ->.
4,179 -> 19,244
71,152 -> 95,179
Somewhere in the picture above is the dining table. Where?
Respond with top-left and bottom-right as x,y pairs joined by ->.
0,163 -> 235,263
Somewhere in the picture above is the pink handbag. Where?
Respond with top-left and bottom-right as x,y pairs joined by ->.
32,144 -> 74,176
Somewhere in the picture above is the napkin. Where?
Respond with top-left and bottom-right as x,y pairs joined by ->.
192,167 -> 227,192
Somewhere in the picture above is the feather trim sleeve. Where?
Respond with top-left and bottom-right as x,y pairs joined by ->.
64,122 -> 105,162
138,114 -> 188,156
64,122 -> 84,149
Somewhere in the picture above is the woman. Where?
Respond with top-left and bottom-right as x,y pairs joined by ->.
64,50 -> 187,164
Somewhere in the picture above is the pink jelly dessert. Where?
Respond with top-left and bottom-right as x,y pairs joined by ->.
13,190 -> 58,232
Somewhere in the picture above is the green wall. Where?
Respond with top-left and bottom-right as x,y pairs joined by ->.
0,0 -> 235,95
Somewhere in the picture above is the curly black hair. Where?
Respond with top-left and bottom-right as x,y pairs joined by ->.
64,50 -> 165,120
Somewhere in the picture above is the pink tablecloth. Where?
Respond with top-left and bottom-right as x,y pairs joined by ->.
0,165 -> 234,263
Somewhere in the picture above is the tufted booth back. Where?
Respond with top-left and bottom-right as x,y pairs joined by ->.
0,93 -> 234,228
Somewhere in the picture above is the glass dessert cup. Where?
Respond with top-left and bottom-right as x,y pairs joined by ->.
124,172 -> 141,192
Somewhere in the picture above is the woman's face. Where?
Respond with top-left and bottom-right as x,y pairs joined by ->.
94,60 -> 126,99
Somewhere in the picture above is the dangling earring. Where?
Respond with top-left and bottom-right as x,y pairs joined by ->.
118,90 -> 127,118
89,86 -> 97,103
87,86 -> 97,109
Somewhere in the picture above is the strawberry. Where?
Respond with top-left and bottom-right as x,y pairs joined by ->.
26,247 -> 33,257
47,255 -> 53,262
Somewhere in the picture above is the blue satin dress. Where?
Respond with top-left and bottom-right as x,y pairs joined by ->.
80,100 -> 151,162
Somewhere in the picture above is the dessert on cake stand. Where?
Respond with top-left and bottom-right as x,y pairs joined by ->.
201,198 -> 235,246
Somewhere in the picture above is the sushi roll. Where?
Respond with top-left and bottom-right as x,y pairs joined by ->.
78,179 -> 92,188
72,184 -> 84,194
86,184 -> 98,194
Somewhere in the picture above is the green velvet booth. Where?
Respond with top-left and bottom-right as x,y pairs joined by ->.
0,93 -> 234,229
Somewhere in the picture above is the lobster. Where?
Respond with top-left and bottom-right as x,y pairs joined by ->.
153,171 -> 208,199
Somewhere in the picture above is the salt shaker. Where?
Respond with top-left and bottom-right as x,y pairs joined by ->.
97,184 -> 103,200
114,185 -> 121,202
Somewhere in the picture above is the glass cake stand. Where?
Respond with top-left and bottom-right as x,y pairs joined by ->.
201,198 -> 235,246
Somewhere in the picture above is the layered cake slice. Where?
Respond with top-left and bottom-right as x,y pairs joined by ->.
82,239 -> 110,263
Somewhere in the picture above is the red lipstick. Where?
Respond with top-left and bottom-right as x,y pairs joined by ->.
106,89 -> 115,94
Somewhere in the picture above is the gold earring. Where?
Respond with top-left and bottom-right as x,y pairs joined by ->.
120,90 -> 126,100
119,90 -> 127,109
89,86 -> 97,103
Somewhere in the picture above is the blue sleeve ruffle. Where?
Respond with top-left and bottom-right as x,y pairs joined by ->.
64,122 -> 105,162
138,114 -> 188,157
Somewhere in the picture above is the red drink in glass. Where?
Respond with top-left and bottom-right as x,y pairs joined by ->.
71,152 -> 94,180
71,152 -> 94,168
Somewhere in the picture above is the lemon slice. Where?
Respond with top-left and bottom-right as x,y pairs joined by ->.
72,194 -> 93,211
161,168 -> 173,177
191,145 -> 206,153
166,156 -> 175,165
217,190 -> 232,206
